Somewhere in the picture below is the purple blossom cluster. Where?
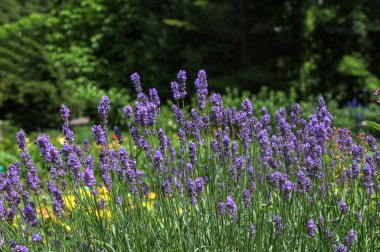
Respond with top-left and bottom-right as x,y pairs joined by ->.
16,130 -> 41,194
194,70 -> 208,111
171,70 -> 187,100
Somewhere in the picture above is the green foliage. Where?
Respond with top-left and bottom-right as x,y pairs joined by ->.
6,80 -> 68,129
338,54 -> 379,92
71,83 -> 132,126
363,120 -> 380,132
1,0 -> 380,130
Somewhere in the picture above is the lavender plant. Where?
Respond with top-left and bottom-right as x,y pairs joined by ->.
0,70 -> 379,251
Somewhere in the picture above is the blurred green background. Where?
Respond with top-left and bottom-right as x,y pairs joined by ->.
0,0 -> 380,168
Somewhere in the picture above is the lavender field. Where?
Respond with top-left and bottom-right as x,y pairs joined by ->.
0,70 -> 379,251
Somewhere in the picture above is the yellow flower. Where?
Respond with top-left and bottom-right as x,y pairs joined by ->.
57,137 -> 65,145
12,217 -> 18,228
98,187 -> 110,201
98,186 -> 108,195
142,201 -> 154,211
63,195 -> 77,211
149,192 -> 157,200
95,209 -> 112,219
79,188 -> 91,197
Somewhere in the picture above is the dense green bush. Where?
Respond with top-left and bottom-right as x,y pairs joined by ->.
1,0 -> 380,130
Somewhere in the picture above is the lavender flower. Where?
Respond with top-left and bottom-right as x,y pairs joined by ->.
19,149 -> 40,194
210,93 -> 224,125
98,96 -> 110,124
339,200 -> 349,214
0,199 -> 6,221
98,198 -> 106,209
262,107 -> 271,130
35,134 -> 52,163
307,218 -> 317,237
187,179 -> 197,204
113,126 -> 123,144
217,202 -> 226,216
351,160 -> 360,179
133,99 -> 158,127
131,72 -> 142,93
122,105 -> 133,120
60,104 -> 70,123
12,245 -> 29,252
154,150 -> 163,172
177,70 -> 187,98
171,81 -> 181,100
84,156 -> 96,188
10,240 -> 17,248
31,232 -> 42,243
241,98 -> 253,117
161,179 -> 173,197
363,161 -> 374,196
176,182 -> 184,197
233,111 -> 248,127
318,215 -> 325,228
268,171 -> 286,188
61,142 -> 72,159
60,105 -> 74,144
67,153 -> 83,183
290,103 -> 301,126
16,130 -> 26,150
189,141 -> 197,164
149,88 -> 160,107
333,244 -> 348,252
297,171 -> 313,193
113,196 -> 120,206
92,125 -> 107,146
137,92 -> 149,104
22,202 -> 37,227
223,135 -> 230,153
226,195 -> 238,221
282,180 -> 293,201
7,207 -> 15,224
194,70 -> 208,111
248,224 -> 256,239
274,215 -> 283,235
242,189 -> 251,208
343,229 -> 356,247
101,173 -> 112,191
195,177 -> 205,195
258,130 -> 271,167
7,162 -> 22,195
83,138 -> 90,153
355,211 -> 363,222
158,128 -> 169,153
171,105 -> 185,125
48,180 -> 65,217
366,135 -> 377,153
